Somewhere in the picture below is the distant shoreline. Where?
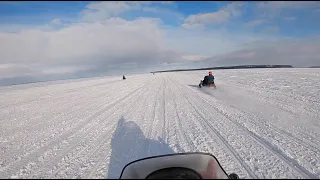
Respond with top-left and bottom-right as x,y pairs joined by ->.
309,66 -> 320,68
151,65 -> 293,73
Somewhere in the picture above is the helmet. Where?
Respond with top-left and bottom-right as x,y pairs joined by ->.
209,71 -> 212,75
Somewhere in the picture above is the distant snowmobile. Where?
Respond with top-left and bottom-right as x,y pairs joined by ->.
120,152 -> 239,179
123,75 -> 126,80
199,71 -> 216,88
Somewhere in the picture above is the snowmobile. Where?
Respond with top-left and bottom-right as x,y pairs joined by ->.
199,71 -> 216,89
123,75 -> 126,80
119,152 -> 239,179
199,80 -> 216,88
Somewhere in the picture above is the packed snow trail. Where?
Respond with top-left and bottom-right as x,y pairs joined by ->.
0,69 -> 319,179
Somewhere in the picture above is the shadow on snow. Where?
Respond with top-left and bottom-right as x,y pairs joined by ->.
107,116 -> 175,178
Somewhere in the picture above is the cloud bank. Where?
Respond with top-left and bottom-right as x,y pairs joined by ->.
0,1 -> 319,85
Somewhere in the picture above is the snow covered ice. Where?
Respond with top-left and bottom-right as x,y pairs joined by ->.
0,68 -> 319,179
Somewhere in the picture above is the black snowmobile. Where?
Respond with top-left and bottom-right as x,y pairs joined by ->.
199,72 -> 216,89
199,80 -> 216,88
119,152 -> 239,179
123,75 -> 126,80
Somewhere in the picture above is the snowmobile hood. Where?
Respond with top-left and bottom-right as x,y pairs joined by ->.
120,152 -> 231,179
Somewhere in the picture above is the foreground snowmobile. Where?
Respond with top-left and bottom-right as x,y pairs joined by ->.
199,71 -> 216,89
119,152 -> 239,179
199,80 -> 216,88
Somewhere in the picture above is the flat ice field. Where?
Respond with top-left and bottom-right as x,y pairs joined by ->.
0,68 -> 319,179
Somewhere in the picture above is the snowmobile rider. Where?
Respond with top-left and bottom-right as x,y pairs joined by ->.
123,75 -> 126,80
200,71 -> 215,87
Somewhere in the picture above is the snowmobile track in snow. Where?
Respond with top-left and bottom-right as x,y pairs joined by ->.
170,77 -> 258,179
0,77 -> 155,178
183,81 -> 317,179
0,69 -> 319,179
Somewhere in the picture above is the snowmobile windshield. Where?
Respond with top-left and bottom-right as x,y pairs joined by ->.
146,167 -> 202,179
119,152 -> 229,179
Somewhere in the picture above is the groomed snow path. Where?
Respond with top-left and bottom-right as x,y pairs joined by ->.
0,68 -> 319,179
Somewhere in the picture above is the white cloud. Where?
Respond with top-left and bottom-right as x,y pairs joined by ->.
203,37 -> 320,67
245,19 -> 265,28
50,18 -> 62,25
0,16 -> 191,81
263,26 -> 280,33
223,2 -> 246,17
41,65 -> 93,75
182,2 -> 245,29
256,2 -> 320,19
81,1 -> 178,22
181,55 -> 211,62
81,2 -> 139,22
0,24 -> 36,32
0,1 -> 319,85
184,10 -> 230,26
0,17 -> 171,65
257,1 -> 320,10
142,6 -> 183,20
181,23 -> 205,30
157,1 -> 174,5
0,64 -> 37,78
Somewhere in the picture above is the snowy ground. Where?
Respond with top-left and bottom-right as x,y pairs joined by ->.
0,68 -> 319,179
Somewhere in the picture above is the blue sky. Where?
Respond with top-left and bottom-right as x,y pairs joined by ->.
1,1 -> 319,35
0,1 -> 319,85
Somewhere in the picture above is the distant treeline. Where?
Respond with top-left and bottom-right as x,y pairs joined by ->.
309,66 -> 320,68
151,65 -> 293,73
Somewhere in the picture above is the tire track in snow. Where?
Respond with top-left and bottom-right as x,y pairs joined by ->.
0,78 -> 139,145
158,77 -> 184,152
73,78 -> 160,179
232,106 -> 320,153
162,76 -> 168,142
165,76 -> 197,153
183,80 -> 317,179
102,85 -> 159,179
160,75 -> 184,153
169,76 -> 258,179
270,126 -> 320,151
218,80 -> 320,135
0,85 -> 138,158
47,81 -> 158,179
220,87 -> 320,151
182,72 -> 320,170
94,77 -> 161,178
187,82 -> 320,178
194,80 -> 320,153
32,84 -> 153,179
0,78 -> 125,112
2,70 -> 318,178
161,75 -> 170,145
167,75 -> 215,153
0,79 -> 155,178
91,75 -> 166,178
143,79 -> 163,157
234,111 -> 320,175
246,88 -> 320,130
239,80 -> 320,111
185,96 -> 290,178
151,74 -> 168,143
23,77 -> 156,179
209,106 -> 318,179
166,77 -> 225,155
0,79 -> 150,167
2,90 -> 145,178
